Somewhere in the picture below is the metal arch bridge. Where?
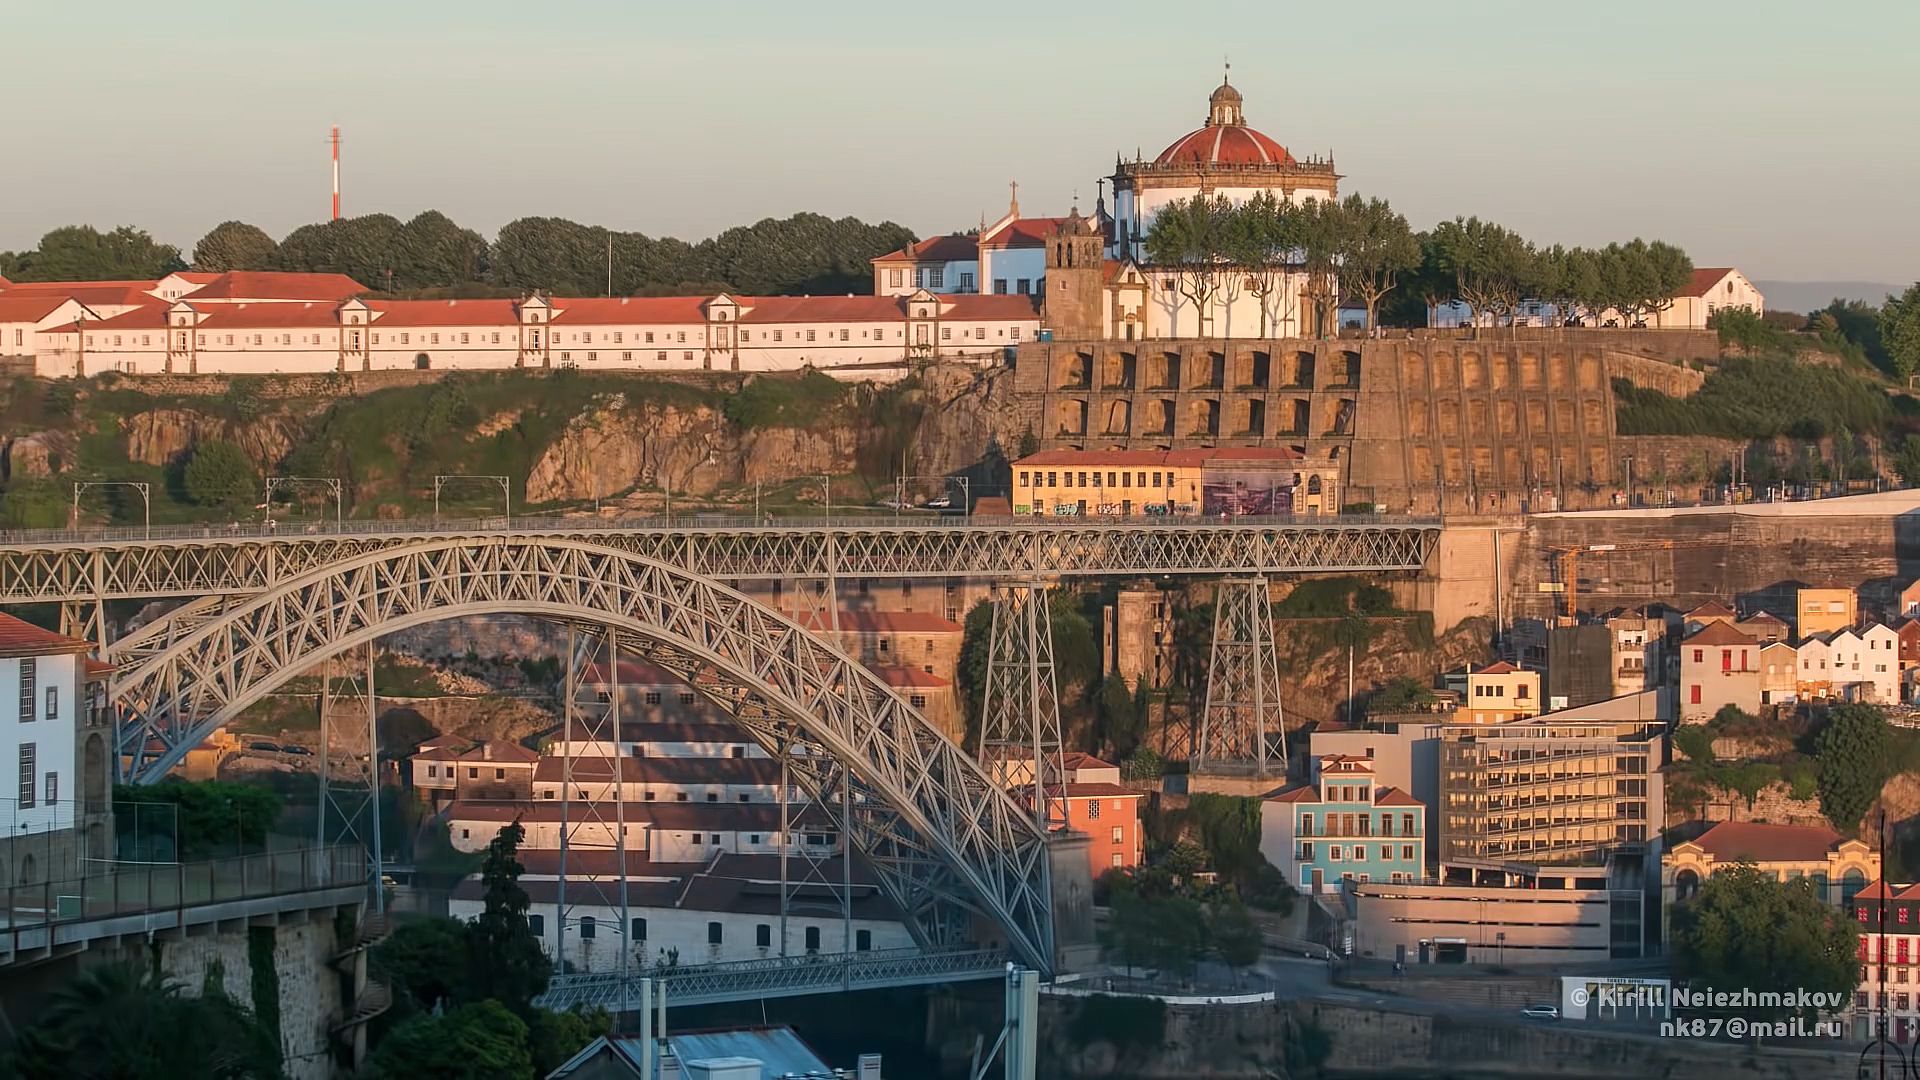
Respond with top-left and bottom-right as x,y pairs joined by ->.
0,515 -> 1438,980
0,514 -> 1439,604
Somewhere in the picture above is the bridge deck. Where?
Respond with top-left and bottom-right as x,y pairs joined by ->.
0,514 -> 1441,603
535,946 -> 1010,1011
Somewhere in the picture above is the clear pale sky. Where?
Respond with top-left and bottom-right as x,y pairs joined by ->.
5,0 -> 1916,284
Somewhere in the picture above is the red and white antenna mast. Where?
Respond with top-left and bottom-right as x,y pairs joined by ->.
330,125 -> 341,220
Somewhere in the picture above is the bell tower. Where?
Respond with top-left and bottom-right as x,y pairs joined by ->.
1042,208 -> 1106,341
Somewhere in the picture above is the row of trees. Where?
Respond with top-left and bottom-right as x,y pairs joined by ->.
0,211 -> 919,298
1142,192 -> 1696,333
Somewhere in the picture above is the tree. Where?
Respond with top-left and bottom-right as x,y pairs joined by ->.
1671,724 -> 1716,764
1364,675 -> 1436,718
365,999 -> 535,1080
464,822 -> 551,1011
1332,194 -> 1418,336
1425,217 -> 1536,327
1235,192 -> 1304,337
1096,673 -> 1146,759
112,778 -> 283,859
1145,194 -> 1235,338
1294,197 -> 1347,338
528,1005 -> 614,1076
182,439 -> 259,509
2,224 -> 185,281
1207,899 -> 1264,985
1815,704 -> 1893,832
1880,284 -> 1920,381
1894,436 -> 1920,488
5,963 -> 280,1079
372,915 -> 469,1017
191,221 -> 278,272
1669,864 -> 1856,1023
1103,890 -> 1209,980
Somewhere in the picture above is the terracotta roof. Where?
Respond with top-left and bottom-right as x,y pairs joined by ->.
981,217 -> 1071,250
1014,446 -> 1303,467
1894,884 -> 1920,901
1468,661 -> 1519,675
736,295 -> 905,323
0,273 -> 10,287
1,278 -> 157,291
447,798 -> 831,829
1057,782 -> 1141,799
550,296 -> 709,323
1685,621 -> 1758,647
0,613 -> 93,657
581,659 -> 684,687
794,610 -> 962,634
1060,751 -> 1115,773
83,657 -> 114,676
872,234 -> 978,264
364,298 -> 523,327
171,271 -> 221,285
11,284 -> 157,309
0,295 -> 84,322
937,294 -> 1043,320
1155,124 -> 1297,168
866,665 -> 951,688
530,754 -> 780,785
1855,881 -> 1897,901
1686,600 -> 1738,619
1265,785 -> 1320,803
1688,821 -> 1845,863
457,740 -> 540,764
1673,268 -> 1736,299
1374,786 -> 1422,807
185,271 -> 366,301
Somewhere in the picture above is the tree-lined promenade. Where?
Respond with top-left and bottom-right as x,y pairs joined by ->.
1144,190 -> 1698,332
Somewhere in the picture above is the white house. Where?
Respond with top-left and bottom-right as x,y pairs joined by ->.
0,614 -> 115,885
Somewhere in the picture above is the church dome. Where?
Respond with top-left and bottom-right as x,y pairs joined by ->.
1153,77 -> 1297,167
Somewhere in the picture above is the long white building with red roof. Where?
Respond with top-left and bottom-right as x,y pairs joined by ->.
8,269 -> 1039,378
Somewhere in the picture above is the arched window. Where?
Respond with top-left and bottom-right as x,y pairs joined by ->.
1842,868 -> 1868,906
1674,868 -> 1700,901
415,353 -> 431,370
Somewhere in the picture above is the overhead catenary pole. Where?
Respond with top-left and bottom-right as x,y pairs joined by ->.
330,125 -> 341,221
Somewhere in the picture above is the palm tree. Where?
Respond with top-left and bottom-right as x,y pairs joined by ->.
7,963 -> 280,1079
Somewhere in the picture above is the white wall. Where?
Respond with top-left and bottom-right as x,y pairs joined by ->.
0,654 -> 80,836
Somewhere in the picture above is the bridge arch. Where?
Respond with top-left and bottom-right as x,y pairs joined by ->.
108,537 -> 1055,970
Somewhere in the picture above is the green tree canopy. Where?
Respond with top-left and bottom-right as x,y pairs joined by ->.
5,963 -> 280,1080
1669,863 -> 1857,1021
365,999 -> 534,1080
1423,216 -> 1538,325
465,821 -> 551,1012
191,221 -> 278,272
112,778 -> 283,859
0,225 -> 185,282
182,439 -> 259,509
1207,898 -> 1264,980
1331,194 -> 1418,335
1880,284 -> 1920,381
1815,703 -> 1893,832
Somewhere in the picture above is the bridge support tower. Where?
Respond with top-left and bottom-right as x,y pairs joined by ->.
979,582 -> 1065,829
1194,576 -> 1286,780
318,642 -> 383,910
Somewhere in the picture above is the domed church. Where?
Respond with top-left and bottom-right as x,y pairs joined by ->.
1109,74 -> 1340,263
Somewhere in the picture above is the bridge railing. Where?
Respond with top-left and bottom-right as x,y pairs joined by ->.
536,945 -> 1010,1011
0,844 -> 365,936
0,512 -> 1438,547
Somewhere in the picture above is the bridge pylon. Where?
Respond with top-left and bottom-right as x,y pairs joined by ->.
317,642 -> 383,910
1194,576 -> 1286,779
556,625 -> 633,986
979,582 -> 1066,830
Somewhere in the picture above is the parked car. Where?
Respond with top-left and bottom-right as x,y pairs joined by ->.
282,745 -> 314,757
921,494 -> 953,509
1521,1004 -> 1560,1020
247,740 -> 281,754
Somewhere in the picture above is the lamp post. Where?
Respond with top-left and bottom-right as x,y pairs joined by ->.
432,475 -> 510,527
71,481 -> 150,538
264,476 -> 344,529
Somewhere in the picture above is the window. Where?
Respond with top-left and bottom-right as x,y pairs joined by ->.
469,767 -> 479,778
44,772 -> 56,806
431,333 -> 440,344
529,913 -> 545,935
857,929 -> 873,951
1110,826 -> 1123,844
806,329 -> 816,342
677,332 -> 687,343
838,328 -> 849,342
1010,327 -> 1021,341
1329,845 -> 1343,861
1380,845 -> 1393,860
707,921 -> 724,945
927,268 -> 943,289
889,269 -> 903,288
632,917 -> 647,940
1689,684 -> 1702,705
580,916 -> 597,940
804,926 -> 821,952
19,658 -> 35,722
940,327 -> 951,340
1088,799 -> 1101,819
756,923 -> 772,948
1016,279 -> 1031,294
679,692 -> 696,705
1402,844 -> 1416,860
773,330 -> 783,341
1692,648 -> 1703,663
909,694 -> 927,707
645,691 -> 661,705
426,765 -> 437,778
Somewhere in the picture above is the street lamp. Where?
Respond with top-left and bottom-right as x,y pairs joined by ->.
71,481 -> 150,538
432,475 -> 510,526
265,476 -> 344,530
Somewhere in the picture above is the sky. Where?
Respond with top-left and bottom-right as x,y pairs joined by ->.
4,0 -> 1916,286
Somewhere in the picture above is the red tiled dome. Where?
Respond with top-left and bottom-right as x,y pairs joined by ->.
1155,124 -> 1297,167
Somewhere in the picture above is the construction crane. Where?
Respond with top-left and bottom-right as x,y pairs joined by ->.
1549,538 -> 1725,621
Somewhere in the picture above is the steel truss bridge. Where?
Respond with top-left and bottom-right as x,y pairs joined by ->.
536,946 -> 1010,1012
0,515 -> 1438,979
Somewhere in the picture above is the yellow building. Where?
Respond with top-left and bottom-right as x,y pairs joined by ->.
1012,447 -> 1340,518
1797,585 -> 1857,639
1662,821 -> 1877,939
1442,662 -> 1542,724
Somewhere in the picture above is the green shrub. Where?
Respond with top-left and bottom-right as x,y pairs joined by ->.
722,370 -> 848,428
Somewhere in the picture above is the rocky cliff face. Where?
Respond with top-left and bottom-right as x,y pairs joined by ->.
1,431 -> 72,479
521,391 -> 866,504
904,364 -> 1026,480
121,407 -> 300,470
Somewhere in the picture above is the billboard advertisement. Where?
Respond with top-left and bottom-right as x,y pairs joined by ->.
1201,467 -> 1295,517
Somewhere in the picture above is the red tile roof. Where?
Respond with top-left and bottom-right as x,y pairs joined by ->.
1686,600 -> 1738,620
939,294 -> 1042,320
866,665 -> 951,688
83,657 -> 115,677
2,278 -> 157,291
185,271 -> 366,301
581,659 -> 684,687
981,217 -> 1070,250
0,614 -> 93,657
1060,752 -> 1116,773
1375,786 -> 1422,807
1688,821 -> 1845,863
1468,661 -> 1519,675
1855,881 -> 1897,900
458,740 -> 541,764
0,295 -> 85,322
1015,446 -> 1303,467
1673,268 -> 1736,299
1058,782 -> 1142,799
1265,786 -> 1320,803
872,234 -> 978,264
9,283 -> 157,309
530,754 -> 779,785
364,298 -> 522,327
1156,124 -> 1298,168
737,295 -> 905,323
1685,621 -> 1758,647
550,296 -> 710,323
